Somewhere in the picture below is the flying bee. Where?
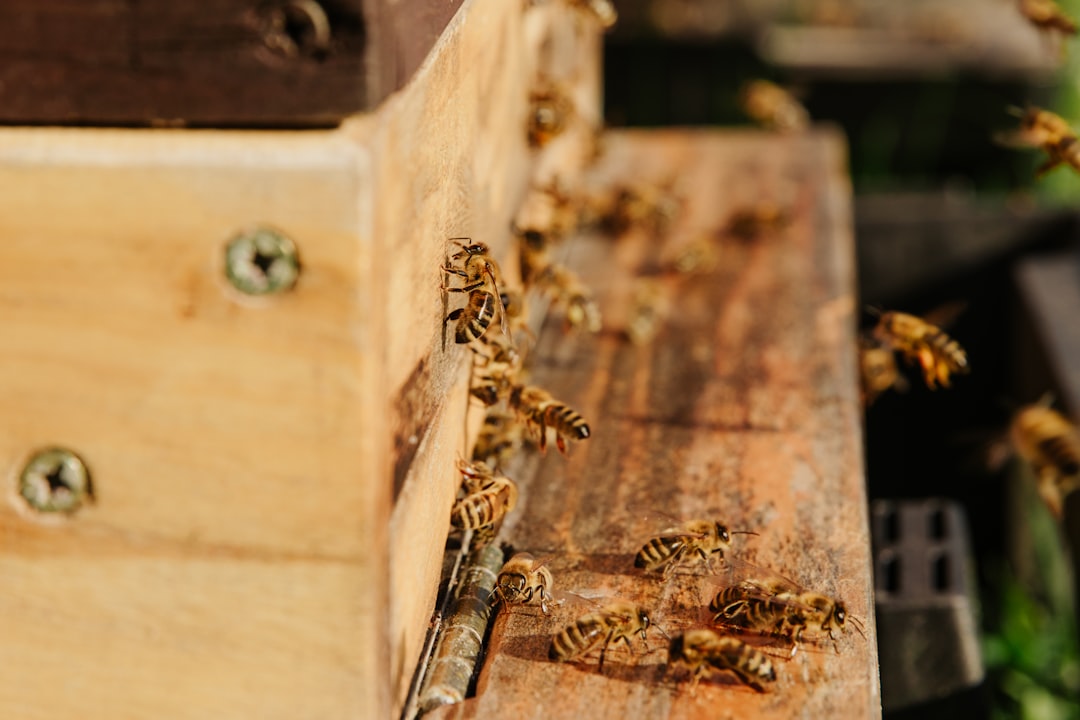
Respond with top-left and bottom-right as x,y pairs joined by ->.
549,600 -> 652,668
625,279 -> 667,345
723,202 -> 792,241
528,83 -> 574,149
472,408 -> 536,469
1009,400 -> 1080,518
706,566 -> 864,653
510,384 -> 591,454
739,80 -> 809,133
997,106 -> 1080,177
442,239 -> 509,345
668,629 -> 776,693
634,519 -> 753,578
492,552 -> 556,614
872,310 -> 968,390
450,460 -> 519,532
858,335 -> 907,407
1018,0 -> 1077,37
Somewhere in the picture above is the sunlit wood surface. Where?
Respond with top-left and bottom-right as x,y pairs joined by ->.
429,128 -> 881,719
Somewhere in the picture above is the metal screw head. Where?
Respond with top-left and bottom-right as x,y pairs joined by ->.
224,226 -> 300,296
19,448 -> 92,514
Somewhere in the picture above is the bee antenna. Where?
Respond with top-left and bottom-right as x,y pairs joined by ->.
652,622 -> 671,640
730,530 -> 759,536
1005,105 -> 1026,118
864,304 -> 883,318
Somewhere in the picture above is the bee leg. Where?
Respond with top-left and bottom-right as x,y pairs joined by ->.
598,633 -> 614,671
1036,155 -> 1064,178
555,433 -> 568,454
442,266 -> 469,279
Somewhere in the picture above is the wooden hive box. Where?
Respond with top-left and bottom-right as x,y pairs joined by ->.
0,1 -> 601,717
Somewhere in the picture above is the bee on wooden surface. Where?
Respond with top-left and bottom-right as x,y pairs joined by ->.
1009,400 -> 1080,517
510,384 -> 591,453
872,310 -> 968,390
997,106 -> 1080,177
707,567 -> 863,653
451,460 -> 519,532
492,552 -> 557,614
739,80 -> 809,133
549,600 -> 652,668
625,279 -> 667,345
546,264 -> 602,333
442,239 -> 508,345
583,181 -> 682,239
472,408 -> 536,469
668,629 -> 776,693
858,335 -> 906,407
1018,0 -> 1077,37
528,83 -> 574,149
513,226 -> 602,333
723,202 -> 792,242
634,519 -> 750,578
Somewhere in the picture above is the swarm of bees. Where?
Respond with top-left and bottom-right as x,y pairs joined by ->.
481,513 -> 863,693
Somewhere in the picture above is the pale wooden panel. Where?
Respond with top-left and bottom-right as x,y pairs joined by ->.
0,0 -> 603,716
0,128 -> 384,718
430,129 -> 880,719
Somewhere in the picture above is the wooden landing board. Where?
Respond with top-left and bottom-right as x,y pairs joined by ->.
430,129 -> 881,719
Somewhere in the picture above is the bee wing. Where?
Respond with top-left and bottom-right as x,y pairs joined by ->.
635,509 -> 714,537
704,557 -> 805,596
484,263 -> 512,338
921,300 -> 967,331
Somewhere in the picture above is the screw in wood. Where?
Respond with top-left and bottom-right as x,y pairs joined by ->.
224,226 -> 301,296
19,448 -> 92,514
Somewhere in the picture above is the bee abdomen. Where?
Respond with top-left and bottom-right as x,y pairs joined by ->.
634,537 -> 678,569
550,619 -> 601,661
546,404 -> 591,439
1039,435 -> 1080,475
454,291 -> 497,344
451,492 -> 500,529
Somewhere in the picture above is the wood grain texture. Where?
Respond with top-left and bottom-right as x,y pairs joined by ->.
428,129 -> 881,719
0,0 -> 601,717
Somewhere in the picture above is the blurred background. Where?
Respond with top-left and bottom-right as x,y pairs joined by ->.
601,0 -> 1080,717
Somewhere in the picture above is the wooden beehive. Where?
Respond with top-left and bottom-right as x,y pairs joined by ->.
0,1 -> 601,717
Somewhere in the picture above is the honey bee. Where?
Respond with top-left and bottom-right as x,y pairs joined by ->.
1009,400 -> 1080,517
998,106 -> 1080,177
634,519 -> 747,578
492,552 -> 556,613
549,600 -> 652,668
450,460 -> 519,531
668,629 -> 777,693
872,310 -> 968,390
723,202 -> 792,241
442,239 -> 508,344
582,181 -> 681,239
514,226 -> 602,333
510,384 -> 591,453
707,568 -> 863,653
528,83 -> 574,149
858,335 -> 906,407
472,408 -> 536,469
625,280 -> 667,345
1018,0 -> 1077,37
739,80 -> 809,133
